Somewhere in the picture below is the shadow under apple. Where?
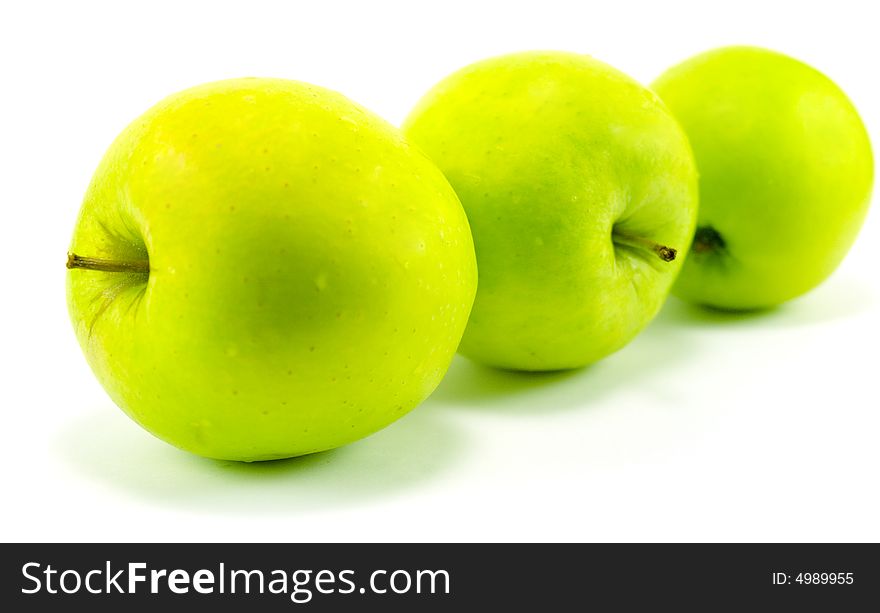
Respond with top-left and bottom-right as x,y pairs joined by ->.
54,402 -> 469,515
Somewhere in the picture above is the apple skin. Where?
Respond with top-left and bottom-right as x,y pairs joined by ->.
67,78 -> 477,461
403,51 -> 698,371
653,46 -> 874,310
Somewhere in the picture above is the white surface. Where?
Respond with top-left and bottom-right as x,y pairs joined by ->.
1,0 -> 878,542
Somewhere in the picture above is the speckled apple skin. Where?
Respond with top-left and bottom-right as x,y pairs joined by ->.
403,52 -> 698,371
67,78 -> 477,461
653,46 -> 874,310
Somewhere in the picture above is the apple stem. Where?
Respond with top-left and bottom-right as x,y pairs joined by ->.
612,231 -> 677,262
66,252 -> 150,274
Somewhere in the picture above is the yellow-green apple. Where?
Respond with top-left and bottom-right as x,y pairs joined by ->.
67,78 -> 477,461
653,46 -> 874,310
403,51 -> 698,371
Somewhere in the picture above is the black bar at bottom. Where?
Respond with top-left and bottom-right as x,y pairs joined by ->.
1,544 -> 877,610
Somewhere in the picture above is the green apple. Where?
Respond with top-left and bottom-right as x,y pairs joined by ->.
653,46 -> 874,310
66,78 -> 477,461
403,51 -> 698,371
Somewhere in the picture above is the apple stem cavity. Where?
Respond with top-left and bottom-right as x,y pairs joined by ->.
66,252 -> 150,274
612,230 -> 677,262
692,226 -> 726,255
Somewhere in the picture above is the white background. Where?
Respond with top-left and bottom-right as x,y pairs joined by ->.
1,0 -> 878,542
